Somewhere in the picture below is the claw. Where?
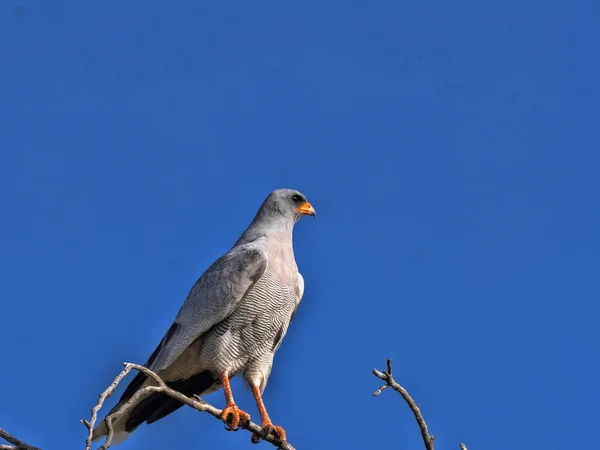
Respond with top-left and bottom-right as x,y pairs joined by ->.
251,422 -> 286,443
220,404 -> 250,431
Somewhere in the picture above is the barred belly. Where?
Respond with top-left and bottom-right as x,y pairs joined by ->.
199,266 -> 298,386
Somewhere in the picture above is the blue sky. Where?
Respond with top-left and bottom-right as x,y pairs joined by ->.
1,1 -> 599,449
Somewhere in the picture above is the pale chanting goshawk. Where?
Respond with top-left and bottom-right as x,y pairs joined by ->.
93,189 -> 315,445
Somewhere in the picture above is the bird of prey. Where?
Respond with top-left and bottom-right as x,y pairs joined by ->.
92,189 -> 315,445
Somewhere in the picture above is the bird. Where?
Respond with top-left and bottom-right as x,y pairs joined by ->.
92,188 -> 316,445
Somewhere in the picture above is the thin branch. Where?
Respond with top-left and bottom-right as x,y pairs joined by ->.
80,364 -> 133,450
83,363 -> 296,450
372,358 -> 435,450
0,428 -> 40,450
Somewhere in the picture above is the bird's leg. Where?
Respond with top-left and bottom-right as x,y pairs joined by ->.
219,373 -> 250,431
250,385 -> 286,443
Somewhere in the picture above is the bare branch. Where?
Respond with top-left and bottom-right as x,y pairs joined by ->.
372,358 -> 471,449
0,428 -> 40,450
83,363 -> 296,450
80,364 -> 133,450
372,358 -> 436,450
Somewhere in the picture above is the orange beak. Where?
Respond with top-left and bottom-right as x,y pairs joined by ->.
296,201 -> 316,218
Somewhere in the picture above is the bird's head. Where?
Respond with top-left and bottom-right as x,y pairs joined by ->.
260,189 -> 316,223
236,189 -> 315,244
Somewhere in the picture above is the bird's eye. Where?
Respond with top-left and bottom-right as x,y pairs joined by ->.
292,194 -> 303,203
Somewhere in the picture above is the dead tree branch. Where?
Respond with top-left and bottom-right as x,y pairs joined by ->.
373,358 -> 468,450
373,358 -> 435,450
82,363 -> 296,450
0,428 -> 40,450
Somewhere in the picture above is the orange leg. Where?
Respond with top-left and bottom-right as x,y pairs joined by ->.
250,385 -> 286,443
219,373 -> 250,431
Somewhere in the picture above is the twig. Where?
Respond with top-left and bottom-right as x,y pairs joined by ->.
80,364 -> 133,450
372,358 -> 435,450
0,428 -> 40,450
83,363 -> 296,450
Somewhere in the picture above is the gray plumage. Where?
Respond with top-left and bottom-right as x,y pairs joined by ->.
92,188 -> 315,444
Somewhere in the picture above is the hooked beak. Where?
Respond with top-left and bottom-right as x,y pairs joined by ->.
296,201 -> 316,218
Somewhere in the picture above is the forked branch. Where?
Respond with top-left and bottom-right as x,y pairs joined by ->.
372,358 -> 468,450
81,363 -> 295,450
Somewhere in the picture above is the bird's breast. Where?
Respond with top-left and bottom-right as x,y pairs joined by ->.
199,266 -> 298,373
263,239 -> 298,286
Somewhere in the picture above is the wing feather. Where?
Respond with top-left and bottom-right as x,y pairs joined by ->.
149,245 -> 267,372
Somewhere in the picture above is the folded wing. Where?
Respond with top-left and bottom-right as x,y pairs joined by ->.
149,245 -> 268,373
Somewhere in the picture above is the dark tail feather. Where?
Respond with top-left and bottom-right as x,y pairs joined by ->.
116,334 -> 166,409
125,371 -> 215,432
145,396 -> 187,424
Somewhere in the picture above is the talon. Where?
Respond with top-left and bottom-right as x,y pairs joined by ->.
220,404 -> 250,431
271,425 -> 286,441
251,422 -> 287,443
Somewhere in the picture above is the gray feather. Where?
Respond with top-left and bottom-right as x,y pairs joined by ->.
150,246 -> 267,372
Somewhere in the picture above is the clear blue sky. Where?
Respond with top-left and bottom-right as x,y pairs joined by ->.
1,1 -> 599,449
